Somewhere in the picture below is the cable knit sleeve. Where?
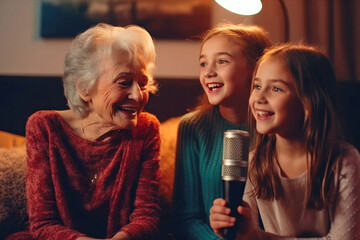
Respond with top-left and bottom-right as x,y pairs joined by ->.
172,113 -> 222,240
25,112 -> 84,240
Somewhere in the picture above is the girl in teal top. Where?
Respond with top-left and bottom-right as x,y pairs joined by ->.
172,23 -> 272,240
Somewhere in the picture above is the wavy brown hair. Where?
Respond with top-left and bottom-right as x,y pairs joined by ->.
249,43 -> 344,209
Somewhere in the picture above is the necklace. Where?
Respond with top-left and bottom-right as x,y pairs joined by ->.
88,144 -> 110,185
80,121 -> 110,184
80,121 -> 99,141
80,122 -> 85,136
80,121 -> 115,142
91,173 -> 99,184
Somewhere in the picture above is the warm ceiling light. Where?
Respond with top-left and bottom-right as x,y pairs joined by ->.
215,0 -> 263,15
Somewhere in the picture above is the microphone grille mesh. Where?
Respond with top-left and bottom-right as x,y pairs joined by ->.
222,130 -> 250,161
222,130 -> 250,181
222,165 -> 248,180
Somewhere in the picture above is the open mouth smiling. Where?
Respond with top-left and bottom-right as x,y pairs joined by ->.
257,110 -> 274,117
207,83 -> 224,91
118,106 -> 138,116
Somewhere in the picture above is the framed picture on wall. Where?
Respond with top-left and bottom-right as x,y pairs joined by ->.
40,0 -> 212,40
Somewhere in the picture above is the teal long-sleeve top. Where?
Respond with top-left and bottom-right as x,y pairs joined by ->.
172,106 -> 246,240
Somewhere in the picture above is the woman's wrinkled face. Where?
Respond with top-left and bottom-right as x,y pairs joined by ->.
86,58 -> 150,130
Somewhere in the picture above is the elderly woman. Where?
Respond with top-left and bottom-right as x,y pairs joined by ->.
7,23 -> 161,240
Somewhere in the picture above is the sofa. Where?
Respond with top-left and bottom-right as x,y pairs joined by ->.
0,75 -> 203,238
0,75 -> 359,238
0,118 -> 181,239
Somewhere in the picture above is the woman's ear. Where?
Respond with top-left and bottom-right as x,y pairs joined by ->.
75,81 -> 90,102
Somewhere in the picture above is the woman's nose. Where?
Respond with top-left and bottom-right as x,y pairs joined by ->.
129,82 -> 143,102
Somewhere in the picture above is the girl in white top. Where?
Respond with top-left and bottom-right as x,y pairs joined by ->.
209,43 -> 360,239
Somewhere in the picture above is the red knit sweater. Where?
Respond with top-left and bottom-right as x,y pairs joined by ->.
8,111 -> 161,240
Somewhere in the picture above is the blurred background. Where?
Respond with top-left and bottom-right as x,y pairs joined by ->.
0,0 -> 359,81
0,0 -> 359,148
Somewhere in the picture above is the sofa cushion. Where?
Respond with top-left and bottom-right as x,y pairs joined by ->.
158,116 -> 181,239
0,145 -> 27,238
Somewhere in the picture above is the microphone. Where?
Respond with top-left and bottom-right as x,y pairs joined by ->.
221,130 -> 250,240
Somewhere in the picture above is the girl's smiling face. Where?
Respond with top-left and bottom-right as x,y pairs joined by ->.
199,35 -> 252,108
249,58 -> 305,138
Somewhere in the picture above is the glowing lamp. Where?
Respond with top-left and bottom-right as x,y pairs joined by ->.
215,0 -> 263,15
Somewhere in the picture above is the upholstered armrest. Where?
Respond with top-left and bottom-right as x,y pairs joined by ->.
158,116 -> 181,239
0,131 -> 26,149
0,144 -> 27,238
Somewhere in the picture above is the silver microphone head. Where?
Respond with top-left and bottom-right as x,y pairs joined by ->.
222,130 -> 250,182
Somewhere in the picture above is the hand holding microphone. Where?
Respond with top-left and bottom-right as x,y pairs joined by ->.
221,130 -> 250,240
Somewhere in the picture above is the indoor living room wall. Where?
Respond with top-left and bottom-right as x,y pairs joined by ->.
0,0 -> 359,148
2,0 -> 358,81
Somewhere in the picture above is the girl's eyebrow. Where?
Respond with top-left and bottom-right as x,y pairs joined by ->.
253,77 -> 292,87
199,52 -> 233,60
269,79 -> 292,87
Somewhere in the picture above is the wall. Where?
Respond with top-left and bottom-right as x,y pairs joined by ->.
0,1 -> 237,78
0,0 -> 278,79
0,0 -> 359,80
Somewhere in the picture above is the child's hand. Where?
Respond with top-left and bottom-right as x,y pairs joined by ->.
209,198 -> 236,237
210,198 -> 255,239
236,201 -> 255,239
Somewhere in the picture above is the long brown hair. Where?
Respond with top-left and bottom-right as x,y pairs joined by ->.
249,43 -> 343,209
194,23 -> 272,111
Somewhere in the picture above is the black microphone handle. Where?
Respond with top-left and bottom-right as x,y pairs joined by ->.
222,180 -> 246,240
